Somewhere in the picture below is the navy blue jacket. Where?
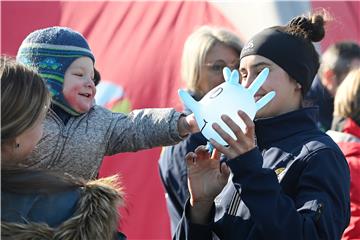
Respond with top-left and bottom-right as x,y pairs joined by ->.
174,107 -> 350,240
2,189 -> 80,228
305,77 -> 334,131
2,172 -> 127,240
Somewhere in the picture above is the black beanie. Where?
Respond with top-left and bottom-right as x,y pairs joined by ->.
240,27 -> 320,94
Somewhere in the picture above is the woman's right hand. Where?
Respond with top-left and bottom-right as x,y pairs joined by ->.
185,146 -> 230,224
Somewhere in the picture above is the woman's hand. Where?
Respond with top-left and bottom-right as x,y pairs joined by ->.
210,110 -> 256,159
186,146 -> 230,224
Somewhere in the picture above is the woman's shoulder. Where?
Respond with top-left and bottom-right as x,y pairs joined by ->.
292,131 -> 350,175
302,130 -> 345,156
2,175 -> 124,240
2,188 -> 81,228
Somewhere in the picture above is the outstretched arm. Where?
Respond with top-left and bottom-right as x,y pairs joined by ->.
106,109 -> 199,155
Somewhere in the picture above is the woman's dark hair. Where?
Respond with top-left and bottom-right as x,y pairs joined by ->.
285,12 -> 327,43
284,11 -> 329,96
240,11 -> 330,97
283,11 -> 329,95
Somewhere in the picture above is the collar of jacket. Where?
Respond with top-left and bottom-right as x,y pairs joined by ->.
254,107 -> 319,149
1,176 -> 125,240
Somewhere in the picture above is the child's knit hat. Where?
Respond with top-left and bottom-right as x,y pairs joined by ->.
17,26 -> 95,116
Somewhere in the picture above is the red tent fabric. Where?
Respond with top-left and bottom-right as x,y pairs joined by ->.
311,1 -> 360,51
2,2 -> 237,239
2,1 -> 359,239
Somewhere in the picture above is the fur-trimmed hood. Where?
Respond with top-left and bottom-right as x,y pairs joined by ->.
2,176 -> 125,240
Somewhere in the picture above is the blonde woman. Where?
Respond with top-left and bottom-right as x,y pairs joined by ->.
158,25 -> 242,235
327,68 -> 360,240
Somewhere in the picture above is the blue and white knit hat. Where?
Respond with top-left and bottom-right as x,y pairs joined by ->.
16,26 -> 95,116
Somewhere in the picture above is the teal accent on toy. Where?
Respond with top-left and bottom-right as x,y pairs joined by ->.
178,67 -> 275,145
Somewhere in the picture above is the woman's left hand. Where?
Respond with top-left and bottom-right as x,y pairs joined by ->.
210,110 -> 256,159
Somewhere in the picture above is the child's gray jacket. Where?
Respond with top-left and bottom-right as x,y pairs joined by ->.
27,105 -> 184,179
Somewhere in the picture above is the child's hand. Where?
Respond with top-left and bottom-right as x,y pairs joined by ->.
210,110 -> 256,159
185,113 -> 199,133
178,113 -> 199,137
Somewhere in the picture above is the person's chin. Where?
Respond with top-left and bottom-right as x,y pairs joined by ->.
255,109 -> 271,119
76,105 -> 92,113
255,109 -> 265,118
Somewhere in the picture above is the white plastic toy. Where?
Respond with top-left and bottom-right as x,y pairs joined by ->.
178,67 -> 275,145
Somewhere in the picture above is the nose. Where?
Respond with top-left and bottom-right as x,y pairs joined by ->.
242,75 -> 256,89
86,78 -> 95,88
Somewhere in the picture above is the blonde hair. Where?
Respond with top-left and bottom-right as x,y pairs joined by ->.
333,68 -> 360,122
181,26 -> 242,97
1,56 -> 50,143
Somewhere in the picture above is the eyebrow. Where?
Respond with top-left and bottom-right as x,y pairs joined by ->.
72,66 -> 94,74
240,62 -> 271,71
208,59 -> 227,64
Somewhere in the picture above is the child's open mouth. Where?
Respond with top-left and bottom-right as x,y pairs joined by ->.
79,93 -> 91,98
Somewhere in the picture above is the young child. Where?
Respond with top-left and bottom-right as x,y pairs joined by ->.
174,12 -> 350,239
1,56 -> 126,240
16,26 -> 198,180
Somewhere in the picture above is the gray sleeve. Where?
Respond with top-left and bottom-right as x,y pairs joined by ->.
105,108 -> 184,155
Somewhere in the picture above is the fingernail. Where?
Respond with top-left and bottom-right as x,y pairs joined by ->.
205,142 -> 214,154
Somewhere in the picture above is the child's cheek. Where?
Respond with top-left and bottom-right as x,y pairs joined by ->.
64,89 -> 79,107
